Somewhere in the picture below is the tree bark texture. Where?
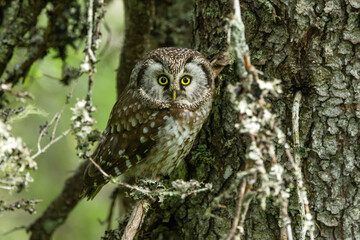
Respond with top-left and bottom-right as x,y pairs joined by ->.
134,1 -> 245,239
116,0 -> 155,96
24,0 -> 360,239
242,0 -> 360,239
116,0 -> 194,96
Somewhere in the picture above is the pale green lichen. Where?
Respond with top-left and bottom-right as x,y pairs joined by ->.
347,118 -> 358,137
321,105 -> 343,117
325,197 -> 346,214
70,99 -> 100,157
317,211 -> 339,227
0,119 -> 37,192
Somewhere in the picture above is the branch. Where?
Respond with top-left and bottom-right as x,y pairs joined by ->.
225,178 -> 247,240
289,90 -> 315,240
0,1 -> 47,77
121,200 -> 150,240
28,161 -> 87,240
4,0 -> 71,86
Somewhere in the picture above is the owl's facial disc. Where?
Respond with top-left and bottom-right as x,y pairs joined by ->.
138,59 -> 213,110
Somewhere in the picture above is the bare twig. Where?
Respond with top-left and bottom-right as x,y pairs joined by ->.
31,80 -> 80,160
106,188 -> 119,230
225,178 -> 247,240
0,83 -> 34,100
290,91 -> 315,240
31,129 -> 71,160
292,91 -> 302,162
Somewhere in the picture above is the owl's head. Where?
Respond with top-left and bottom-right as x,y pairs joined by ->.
131,48 -> 214,110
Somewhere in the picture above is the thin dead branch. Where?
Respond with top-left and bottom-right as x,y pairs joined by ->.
225,178 -> 247,240
121,200 -> 150,240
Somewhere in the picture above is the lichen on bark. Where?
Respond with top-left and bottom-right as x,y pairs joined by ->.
242,0 -> 360,239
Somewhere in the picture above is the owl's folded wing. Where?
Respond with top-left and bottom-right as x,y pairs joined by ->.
81,89 -> 167,199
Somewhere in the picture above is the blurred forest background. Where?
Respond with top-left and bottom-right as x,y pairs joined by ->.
1,1 -> 123,239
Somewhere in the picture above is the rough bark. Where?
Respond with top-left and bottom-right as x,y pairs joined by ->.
242,0 -> 360,239
22,0 -> 360,239
132,1 -> 244,239
116,0 -> 155,96
116,0 -> 194,96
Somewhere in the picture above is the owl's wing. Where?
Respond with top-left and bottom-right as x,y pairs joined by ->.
81,89 -> 167,199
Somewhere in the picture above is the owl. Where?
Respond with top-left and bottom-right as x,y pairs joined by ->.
81,47 -> 215,200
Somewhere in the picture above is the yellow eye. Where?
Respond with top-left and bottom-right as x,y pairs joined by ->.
158,76 -> 169,85
181,76 -> 191,86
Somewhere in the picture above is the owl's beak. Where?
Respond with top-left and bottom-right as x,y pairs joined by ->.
172,90 -> 176,101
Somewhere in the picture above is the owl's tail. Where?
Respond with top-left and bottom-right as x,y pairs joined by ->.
80,160 -> 110,200
80,184 -> 105,200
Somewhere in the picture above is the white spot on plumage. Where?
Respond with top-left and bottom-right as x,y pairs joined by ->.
130,117 -> 137,127
114,167 -> 121,176
143,127 -> 149,134
150,122 -> 155,128
140,136 -> 147,143
118,149 -> 125,155
126,159 -> 132,168
117,124 -> 121,132
136,154 -> 141,161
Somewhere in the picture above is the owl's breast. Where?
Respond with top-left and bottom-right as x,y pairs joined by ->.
128,102 -> 212,178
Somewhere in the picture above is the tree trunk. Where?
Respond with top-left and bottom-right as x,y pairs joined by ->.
26,0 -> 360,239
125,0 -> 360,239
131,1 -> 245,239
242,1 -> 360,239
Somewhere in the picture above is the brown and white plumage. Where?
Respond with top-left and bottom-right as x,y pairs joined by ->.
81,47 -> 215,200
